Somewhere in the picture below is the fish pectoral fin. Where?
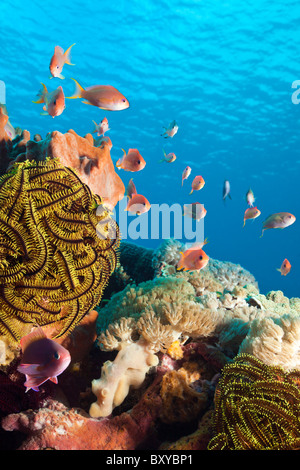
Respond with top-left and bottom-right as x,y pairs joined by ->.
40,111 -> 49,116
49,376 -> 58,384
32,98 -> 44,104
57,73 -> 65,80
17,363 -> 43,375
81,100 -> 93,105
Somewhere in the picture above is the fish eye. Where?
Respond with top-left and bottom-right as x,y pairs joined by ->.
53,351 -> 60,360
56,66 -> 59,69
143,202 -> 146,205
53,99 -> 56,106
137,160 -> 141,164
199,255 -> 203,260
122,99 -> 126,102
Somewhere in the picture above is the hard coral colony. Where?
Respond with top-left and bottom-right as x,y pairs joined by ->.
0,36 -> 298,453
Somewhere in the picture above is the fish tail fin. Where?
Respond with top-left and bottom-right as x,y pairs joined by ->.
32,82 -> 47,104
260,230 -> 264,238
64,43 -> 76,65
243,219 -> 246,227
66,78 -> 84,99
92,120 -> 98,133
203,237 -> 209,246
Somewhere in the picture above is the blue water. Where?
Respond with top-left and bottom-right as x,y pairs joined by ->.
0,0 -> 299,297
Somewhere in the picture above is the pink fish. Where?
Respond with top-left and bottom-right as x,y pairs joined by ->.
277,258 -> 291,276
177,239 -> 209,272
116,148 -> 146,172
159,149 -> 176,163
125,194 -> 151,215
161,120 -> 178,138
243,206 -> 261,227
32,83 -> 66,118
189,175 -> 205,195
92,117 -> 110,136
246,188 -> 255,207
183,202 -> 207,221
49,44 -> 76,79
261,212 -> 296,237
67,78 -> 130,111
126,178 -> 137,199
17,326 -> 71,392
182,166 -> 191,186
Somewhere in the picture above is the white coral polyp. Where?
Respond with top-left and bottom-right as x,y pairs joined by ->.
239,314 -> 300,370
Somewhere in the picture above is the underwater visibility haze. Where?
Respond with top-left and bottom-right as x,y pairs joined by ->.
1,0 -> 300,453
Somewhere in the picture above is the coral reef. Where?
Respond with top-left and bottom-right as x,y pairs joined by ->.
159,367 -> 209,423
2,129 -> 125,210
0,226 -> 299,450
160,409 -> 215,450
208,354 -> 300,450
1,368 -> 165,450
0,159 -> 119,345
90,336 -> 159,418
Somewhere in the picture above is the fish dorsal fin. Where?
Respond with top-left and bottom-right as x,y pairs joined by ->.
20,325 -> 47,352
55,45 -> 64,55
185,238 -> 208,251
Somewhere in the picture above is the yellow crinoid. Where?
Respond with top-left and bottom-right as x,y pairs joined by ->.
0,159 -> 119,344
208,353 -> 300,450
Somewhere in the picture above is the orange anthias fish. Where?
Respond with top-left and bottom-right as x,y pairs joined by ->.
32,83 -> 66,118
0,108 -> 9,141
277,258 -> 291,276
189,175 -> 205,195
261,212 -> 296,237
182,166 -> 191,186
116,148 -> 146,172
126,178 -> 137,199
183,202 -> 207,221
246,188 -> 255,207
125,193 -> 151,215
177,239 -> 209,272
161,120 -> 178,138
159,149 -> 176,163
67,78 -> 130,111
92,117 -> 110,136
243,207 -> 261,227
49,44 -> 76,79
17,326 -> 71,392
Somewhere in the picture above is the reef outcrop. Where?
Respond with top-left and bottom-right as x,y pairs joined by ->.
1,128 -> 125,210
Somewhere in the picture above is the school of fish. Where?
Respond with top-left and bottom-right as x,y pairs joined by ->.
1,42 -> 297,392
